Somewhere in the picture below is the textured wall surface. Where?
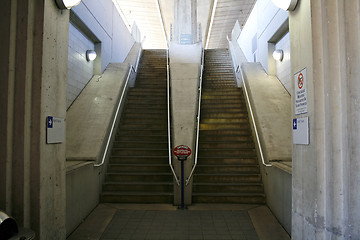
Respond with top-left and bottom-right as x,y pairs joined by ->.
275,32 -> 291,94
67,23 -> 95,108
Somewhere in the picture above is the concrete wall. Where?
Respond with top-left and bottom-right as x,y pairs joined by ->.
275,32 -> 291,94
65,43 -> 142,236
237,0 -> 288,74
290,0 -> 360,238
72,0 -> 135,71
67,0 -> 136,109
169,42 -> 202,205
0,0 -> 68,238
241,63 -> 292,234
67,23 -> 96,108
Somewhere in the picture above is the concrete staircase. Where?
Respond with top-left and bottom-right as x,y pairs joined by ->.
101,50 -> 173,203
192,49 -> 265,204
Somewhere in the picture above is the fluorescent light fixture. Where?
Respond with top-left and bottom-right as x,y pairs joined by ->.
273,49 -> 284,61
271,0 -> 299,11
86,50 -> 97,61
55,0 -> 82,9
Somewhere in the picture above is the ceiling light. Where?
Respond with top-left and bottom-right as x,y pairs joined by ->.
55,0 -> 82,9
271,0 -> 299,11
86,50 -> 97,61
273,49 -> 284,61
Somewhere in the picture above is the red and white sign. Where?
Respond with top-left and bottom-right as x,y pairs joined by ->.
294,68 -> 308,115
173,145 -> 192,159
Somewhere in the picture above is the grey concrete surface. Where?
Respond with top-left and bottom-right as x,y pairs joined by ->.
66,64 -> 129,161
290,0 -> 360,238
169,43 -> 202,205
233,61 -> 292,234
241,63 -> 292,163
67,204 -> 290,240
65,43 -> 142,236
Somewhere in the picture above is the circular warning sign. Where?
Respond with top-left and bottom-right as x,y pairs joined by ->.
173,145 -> 192,161
298,73 -> 304,89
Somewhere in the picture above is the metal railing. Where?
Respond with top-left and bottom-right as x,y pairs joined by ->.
239,66 -> 271,167
185,47 -> 205,185
167,49 -> 180,185
226,36 -> 271,168
95,48 -> 142,167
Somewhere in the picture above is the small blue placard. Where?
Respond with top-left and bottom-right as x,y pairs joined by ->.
47,116 -> 53,128
293,117 -> 309,145
293,119 -> 297,130
46,116 -> 65,144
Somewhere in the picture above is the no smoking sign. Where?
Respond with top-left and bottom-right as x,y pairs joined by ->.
294,68 -> 308,115
297,73 -> 304,89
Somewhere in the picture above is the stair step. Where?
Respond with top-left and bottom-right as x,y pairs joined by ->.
107,163 -> 170,172
105,173 -> 172,182
115,134 -> 167,142
198,148 -> 256,157
192,193 -> 265,204
195,164 -> 260,174
118,123 -> 167,130
113,141 -> 167,148
109,156 -> 168,164
199,129 -> 252,136
193,173 -> 262,183
200,123 -> 250,130
193,182 -> 264,193
111,148 -> 167,156
200,118 -> 249,124
101,193 -> 173,204
199,142 -> 254,149
193,49 -> 264,204
103,182 -> 173,192
121,118 -> 167,124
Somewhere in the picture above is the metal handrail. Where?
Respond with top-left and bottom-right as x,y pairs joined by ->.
95,48 -> 142,167
133,46 -> 142,72
94,65 -> 132,167
240,66 -> 271,167
167,49 -> 180,185
186,47 -> 205,185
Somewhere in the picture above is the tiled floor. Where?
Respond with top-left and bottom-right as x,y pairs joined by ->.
101,210 -> 257,240
67,204 -> 290,240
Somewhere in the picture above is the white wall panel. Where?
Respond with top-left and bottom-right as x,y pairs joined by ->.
67,23 -> 95,108
72,0 -> 135,72
237,1 -> 258,62
275,32 -> 291,94
67,0 -> 136,109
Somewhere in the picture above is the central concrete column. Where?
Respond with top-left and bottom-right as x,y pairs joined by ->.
174,0 -> 198,44
170,43 -> 202,206
290,0 -> 360,238
0,0 -> 69,238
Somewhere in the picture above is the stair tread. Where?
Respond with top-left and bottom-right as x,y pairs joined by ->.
192,192 -> 265,196
193,182 -> 263,186
102,192 -> 173,195
104,181 -> 172,185
106,172 -> 171,175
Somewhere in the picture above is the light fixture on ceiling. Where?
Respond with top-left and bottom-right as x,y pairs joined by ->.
86,50 -> 97,61
55,0 -> 82,10
273,49 -> 284,61
271,0 -> 299,11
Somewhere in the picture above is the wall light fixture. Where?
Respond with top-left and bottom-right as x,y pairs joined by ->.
55,0 -> 82,10
86,50 -> 97,61
271,0 -> 299,11
273,49 -> 284,61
